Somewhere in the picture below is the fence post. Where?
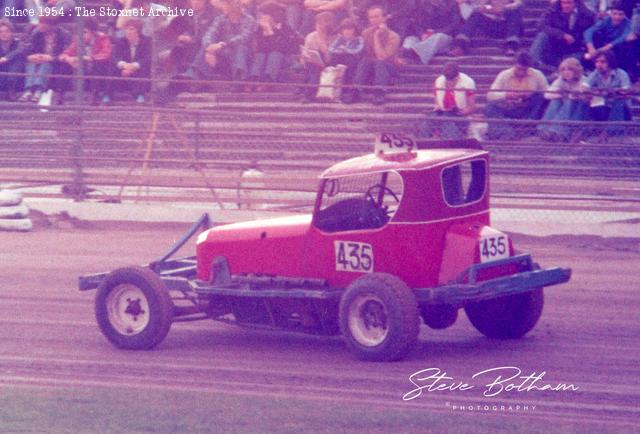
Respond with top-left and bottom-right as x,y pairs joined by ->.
71,11 -> 86,201
71,110 -> 86,201
74,4 -> 85,105
195,111 -> 201,159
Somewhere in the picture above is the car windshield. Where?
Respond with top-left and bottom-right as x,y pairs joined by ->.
313,171 -> 403,233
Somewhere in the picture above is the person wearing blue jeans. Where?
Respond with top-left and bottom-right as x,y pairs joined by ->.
347,5 -> 400,105
401,0 -> 461,65
585,50 -> 632,139
451,0 -> 524,56
528,0 -> 595,71
247,1 -> 298,90
0,19 -> 25,100
484,51 -> 549,140
583,2 -> 631,69
18,17 -> 70,103
190,0 -> 256,83
328,18 -> 364,97
537,57 -> 590,141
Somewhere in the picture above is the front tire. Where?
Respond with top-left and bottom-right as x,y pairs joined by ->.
95,266 -> 174,350
339,273 -> 420,362
464,288 -> 544,339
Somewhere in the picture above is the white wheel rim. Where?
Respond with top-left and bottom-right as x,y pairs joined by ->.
348,293 -> 389,347
106,284 -> 150,335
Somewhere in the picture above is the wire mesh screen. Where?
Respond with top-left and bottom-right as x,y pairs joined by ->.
0,104 -> 638,224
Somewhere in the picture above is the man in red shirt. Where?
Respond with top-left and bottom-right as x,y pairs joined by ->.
58,18 -> 113,104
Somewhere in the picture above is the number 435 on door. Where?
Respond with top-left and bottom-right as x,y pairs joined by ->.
334,241 -> 374,272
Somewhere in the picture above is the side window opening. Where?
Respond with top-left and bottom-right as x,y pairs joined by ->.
442,160 -> 486,206
314,172 -> 403,233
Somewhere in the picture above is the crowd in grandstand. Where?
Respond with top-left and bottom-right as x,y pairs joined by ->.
0,0 -> 638,134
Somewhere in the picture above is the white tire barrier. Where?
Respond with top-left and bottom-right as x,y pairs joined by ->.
0,218 -> 33,232
0,190 -> 22,206
0,190 -> 32,232
0,204 -> 29,219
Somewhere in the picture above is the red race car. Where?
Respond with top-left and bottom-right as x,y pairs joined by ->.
80,137 -> 571,361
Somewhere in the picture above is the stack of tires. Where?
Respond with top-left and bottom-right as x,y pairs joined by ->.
0,190 -> 32,232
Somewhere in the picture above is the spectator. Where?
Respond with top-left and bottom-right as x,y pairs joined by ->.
485,51 -> 548,139
456,0 -> 485,20
420,61 -> 476,139
384,1 -> 419,40
0,19 -> 25,101
451,0 -> 524,56
401,0 -> 462,65
299,0 -> 349,35
349,1 -> 418,39
57,18 -> 113,105
346,4 -> 400,105
267,0 -> 305,35
189,0 -> 257,83
585,49 -> 631,121
584,0 -> 636,25
583,1 -> 631,66
247,1 -> 299,90
620,2 -> 640,80
529,0 -> 595,71
584,0 -> 615,18
299,11 -> 336,101
18,16 -> 70,103
22,0 -> 76,25
162,0 -> 218,75
110,18 -> 152,103
537,57 -> 590,141
116,0 -> 172,39
328,18 -> 364,94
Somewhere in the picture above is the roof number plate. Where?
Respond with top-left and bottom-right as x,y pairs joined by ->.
374,133 -> 416,155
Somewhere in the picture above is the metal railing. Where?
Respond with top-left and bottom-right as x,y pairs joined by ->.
1,101 -> 639,216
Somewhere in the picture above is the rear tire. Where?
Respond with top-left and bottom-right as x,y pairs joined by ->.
339,273 -> 420,362
464,288 -> 544,339
95,266 -> 174,349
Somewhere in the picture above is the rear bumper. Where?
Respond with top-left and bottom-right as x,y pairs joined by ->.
414,254 -> 571,306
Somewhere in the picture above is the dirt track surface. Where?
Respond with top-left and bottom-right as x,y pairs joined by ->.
1,219 -> 639,433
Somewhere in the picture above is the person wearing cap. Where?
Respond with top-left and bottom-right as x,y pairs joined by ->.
57,17 -> 113,105
18,16 -> 71,103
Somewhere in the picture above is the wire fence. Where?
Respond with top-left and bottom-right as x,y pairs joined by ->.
1,99 -> 638,221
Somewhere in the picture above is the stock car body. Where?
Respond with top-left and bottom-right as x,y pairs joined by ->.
79,138 -> 571,361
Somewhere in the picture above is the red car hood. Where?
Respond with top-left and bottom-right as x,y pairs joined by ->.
198,214 -> 313,243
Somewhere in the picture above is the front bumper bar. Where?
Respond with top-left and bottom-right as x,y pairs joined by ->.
414,254 -> 571,306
